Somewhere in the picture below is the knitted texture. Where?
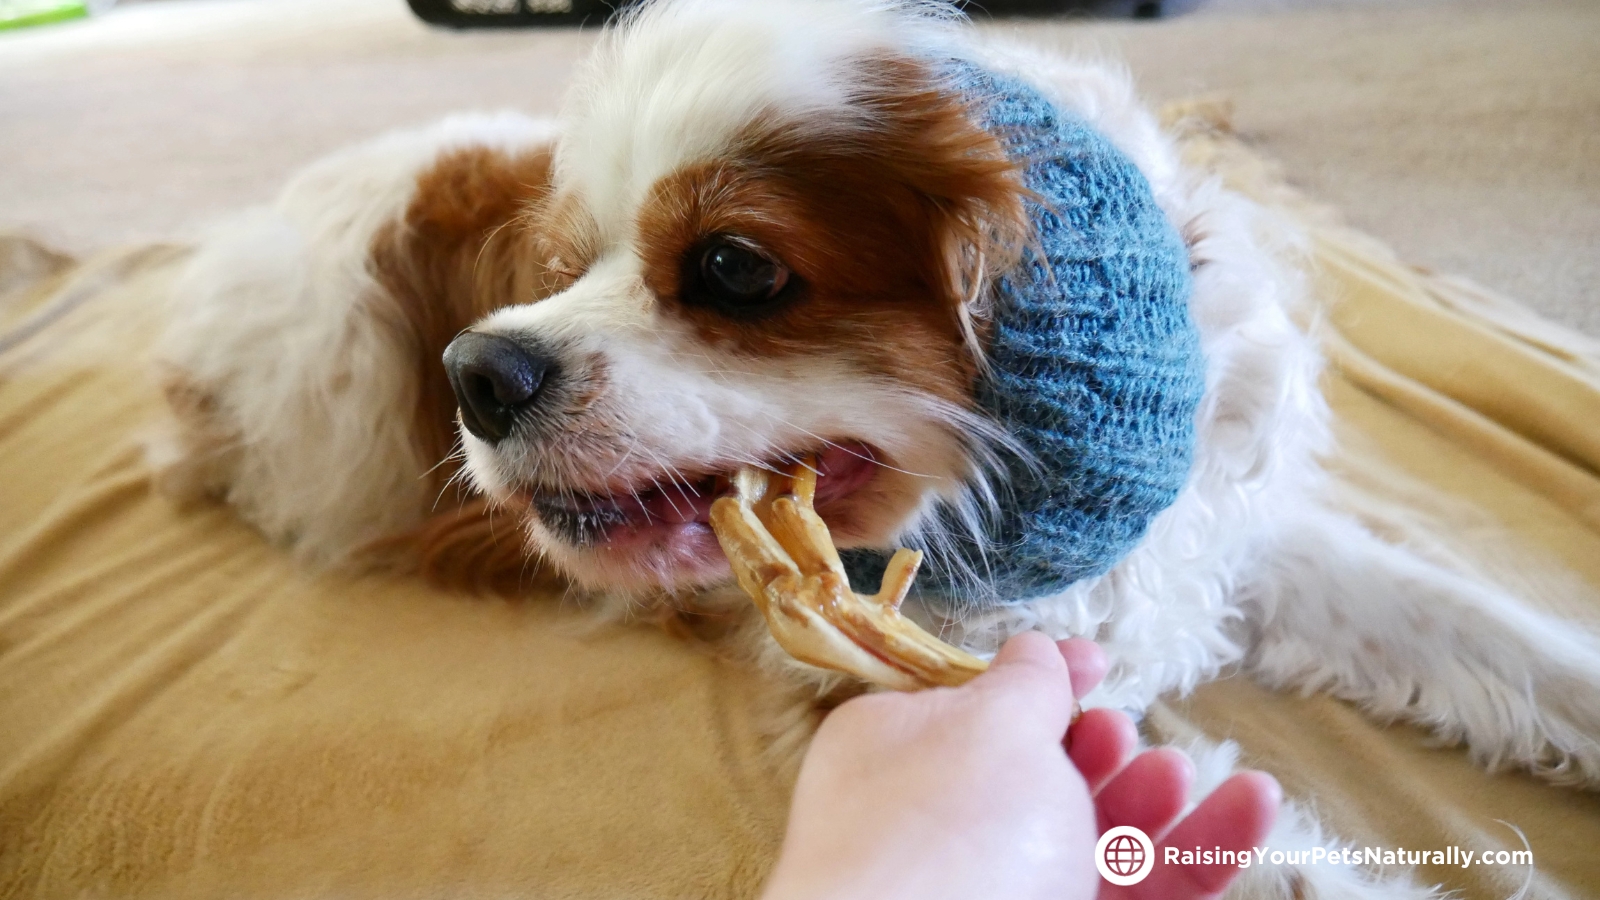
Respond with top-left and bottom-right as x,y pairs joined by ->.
843,65 -> 1205,608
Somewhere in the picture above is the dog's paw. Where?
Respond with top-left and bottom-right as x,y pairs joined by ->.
144,364 -> 240,507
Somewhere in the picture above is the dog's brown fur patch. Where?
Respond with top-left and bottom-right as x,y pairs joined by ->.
367,142 -> 566,594
363,57 -> 1029,596
633,54 -> 1027,411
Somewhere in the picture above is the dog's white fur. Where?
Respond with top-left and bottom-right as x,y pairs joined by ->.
462,1 -> 1011,590
151,1 -> 1600,896
151,113 -> 558,560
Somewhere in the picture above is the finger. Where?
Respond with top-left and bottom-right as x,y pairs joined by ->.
1095,747 -> 1194,839
1065,707 -> 1137,791
973,631 -> 1075,729
979,627 -> 1068,675
989,630 -> 1070,675
1135,772 -> 1281,900
1056,637 -> 1108,699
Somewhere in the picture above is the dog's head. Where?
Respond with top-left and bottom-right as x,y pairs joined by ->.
444,0 -> 1028,593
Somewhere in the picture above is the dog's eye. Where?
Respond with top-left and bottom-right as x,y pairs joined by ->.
689,239 -> 793,316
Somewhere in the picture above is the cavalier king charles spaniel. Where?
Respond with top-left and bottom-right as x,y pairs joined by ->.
150,1 -> 1600,894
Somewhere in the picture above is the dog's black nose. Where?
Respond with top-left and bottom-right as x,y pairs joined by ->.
442,332 -> 552,444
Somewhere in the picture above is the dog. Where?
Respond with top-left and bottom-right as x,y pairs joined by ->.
149,0 -> 1600,895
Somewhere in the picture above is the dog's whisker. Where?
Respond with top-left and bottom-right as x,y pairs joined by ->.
601,445 -> 638,482
646,475 -> 686,519
421,443 -> 463,480
471,218 -> 516,279
765,416 -> 940,481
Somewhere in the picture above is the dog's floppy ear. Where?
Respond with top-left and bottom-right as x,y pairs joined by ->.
149,195 -> 443,562
150,118 -> 565,594
851,55 -> 1032,365
368,142 -> 559,500
365,141 -> 569,594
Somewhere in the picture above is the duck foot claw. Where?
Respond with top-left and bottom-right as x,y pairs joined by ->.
709,460 -> 989,691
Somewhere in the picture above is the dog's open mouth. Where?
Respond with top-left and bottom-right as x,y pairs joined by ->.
524,441 -> 881,554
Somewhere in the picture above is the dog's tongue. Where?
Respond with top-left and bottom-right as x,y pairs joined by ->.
628,479 -> 719,525
602,442 -> 878,532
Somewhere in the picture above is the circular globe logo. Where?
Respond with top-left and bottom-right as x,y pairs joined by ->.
1096,825 -> 1156,886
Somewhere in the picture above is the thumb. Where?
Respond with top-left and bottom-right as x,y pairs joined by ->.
970,631 -> 1077,734
991,629 -> 1070,673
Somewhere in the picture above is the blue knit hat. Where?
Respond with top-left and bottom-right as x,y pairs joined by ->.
842,64 -> 1205,610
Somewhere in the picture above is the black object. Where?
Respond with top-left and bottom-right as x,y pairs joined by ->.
407,0 -> 615,28
405,0 -> 1158,29
443,332 -> 553,444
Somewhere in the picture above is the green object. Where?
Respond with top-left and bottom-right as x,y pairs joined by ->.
0,0 -> 88,31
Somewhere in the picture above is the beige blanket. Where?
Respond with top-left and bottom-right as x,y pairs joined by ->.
1,121 -> 1597,899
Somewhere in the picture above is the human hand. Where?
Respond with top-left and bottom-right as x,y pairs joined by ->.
760,631 -> 1280,900
1068,676 -> 1280,899
760,631 -> 1101,900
